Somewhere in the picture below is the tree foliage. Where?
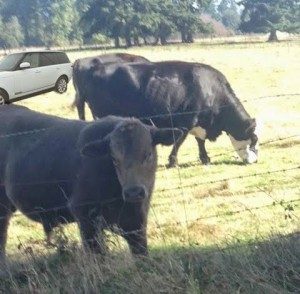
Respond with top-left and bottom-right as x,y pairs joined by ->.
0,0 -> 214,48
239,0 -> 300,41
0,16 -> 24,48
205,0 -> 240,31
217,0 -> 240,30
0,0 -> 83,48
81,0 -> 212,46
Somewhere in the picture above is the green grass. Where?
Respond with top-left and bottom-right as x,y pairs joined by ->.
3,37 -> 300,292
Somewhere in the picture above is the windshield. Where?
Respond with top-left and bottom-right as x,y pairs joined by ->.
0,53 -> 25,71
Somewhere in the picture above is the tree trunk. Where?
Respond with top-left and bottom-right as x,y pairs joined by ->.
160,35 -> 167,45
133,35 -> 140,46
143,37 -> 148,45
181,31 -> 187,43
114,36 -> 120,48
125,35 -> 132,47
268,29 -> 278,42
153,37 -> 159,45
187,32 -> 194,43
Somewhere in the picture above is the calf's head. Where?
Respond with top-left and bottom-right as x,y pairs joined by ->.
229,118 -> 259,164
82,119 -> 182,202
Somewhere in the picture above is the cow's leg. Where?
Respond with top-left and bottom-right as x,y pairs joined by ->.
75,211 -> 106,254
0,213 -> 10,271
0,189 -> 15,273
123,228 -> 148,256
42,221 -> 54,246
167,131 -> 188,168
195,138 -> 210,164
75,92 -> 85,121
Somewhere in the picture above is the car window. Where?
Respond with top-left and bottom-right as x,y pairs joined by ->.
56,52 -> 70,64
40,52 -> 58,67
21,53 -> 39,68
0,53 -> 25,71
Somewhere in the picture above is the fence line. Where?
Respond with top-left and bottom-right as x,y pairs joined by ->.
157,165 -> 300,193
1,196 -> 121,221
246,93 -> 300,102
138,93 -> 300,121
257,187 -> 299,221
156,133 -> 300,167
210,134 -> 300,160
0,153 -> 298,189
1,93 -> 300,141
153,198 -> 300,229
6,193 -> 299,233
1,165 -> 298,222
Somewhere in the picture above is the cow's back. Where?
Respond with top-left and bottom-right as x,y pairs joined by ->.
0,106 -> 86,203
87,61 -> 202,129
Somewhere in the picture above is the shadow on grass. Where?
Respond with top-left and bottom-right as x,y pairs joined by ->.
1,232 -> 299,293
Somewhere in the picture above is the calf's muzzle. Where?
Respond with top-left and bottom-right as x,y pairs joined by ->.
123,186 -> 147,203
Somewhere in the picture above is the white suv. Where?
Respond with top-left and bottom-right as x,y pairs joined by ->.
0,51 -> 73,105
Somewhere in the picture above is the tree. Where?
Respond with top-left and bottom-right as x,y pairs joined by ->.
205,0 -> 221,20
81,0 -> 213,47
0,16 -> 24,48
239,0 -> 300,41
172,0 -> 212,43
81,0 -> 134,47
131,0 -> 174,45
1,0 -> 83,47
218,0 -> 240,30
48,0 -> 83,46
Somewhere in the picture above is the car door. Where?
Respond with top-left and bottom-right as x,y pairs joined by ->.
13,53 -> 44,96
39,52 -> 60,89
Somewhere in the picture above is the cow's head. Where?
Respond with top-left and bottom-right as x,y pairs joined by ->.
228,118 -> 259,164
82,119 -> 182,203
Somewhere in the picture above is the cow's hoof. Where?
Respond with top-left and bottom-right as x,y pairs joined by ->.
200,156 -> 211,165
167,156 -> 178,168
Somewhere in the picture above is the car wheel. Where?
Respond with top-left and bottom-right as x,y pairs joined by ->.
55,76 -> 68,94
0,90 -> 8,105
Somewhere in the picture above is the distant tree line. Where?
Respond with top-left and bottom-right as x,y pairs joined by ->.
0,0 -> 299,49
0,0 -> 213,49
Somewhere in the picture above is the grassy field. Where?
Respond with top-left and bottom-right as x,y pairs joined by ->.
2,38 -> 300,293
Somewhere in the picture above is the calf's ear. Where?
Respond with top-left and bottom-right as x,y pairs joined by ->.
81,138 -> 110,158
151,128 -> 183,146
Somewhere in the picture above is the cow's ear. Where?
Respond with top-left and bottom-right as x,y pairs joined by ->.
81,138 -> 110,158
151,128 -> 183,146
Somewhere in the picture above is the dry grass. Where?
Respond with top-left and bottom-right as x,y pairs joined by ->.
2,233 -> 299,293
2,36 -> 300,292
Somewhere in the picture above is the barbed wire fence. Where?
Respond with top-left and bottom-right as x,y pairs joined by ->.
0,92 -> 299,253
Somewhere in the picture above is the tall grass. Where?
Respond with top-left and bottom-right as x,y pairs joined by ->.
1,233 -> 299,293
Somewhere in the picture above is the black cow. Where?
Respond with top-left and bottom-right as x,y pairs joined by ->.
0,105 -> 182,269
73,61 -> 259,167
73,53 -> 150,120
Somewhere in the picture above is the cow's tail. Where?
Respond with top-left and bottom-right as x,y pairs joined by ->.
71,59 -> 86,120
71,90 -> 85,120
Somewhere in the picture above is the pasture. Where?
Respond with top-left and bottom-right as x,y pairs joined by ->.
2,39 -> 300,293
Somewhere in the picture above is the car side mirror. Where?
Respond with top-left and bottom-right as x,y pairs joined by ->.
19,62 -> 31,69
